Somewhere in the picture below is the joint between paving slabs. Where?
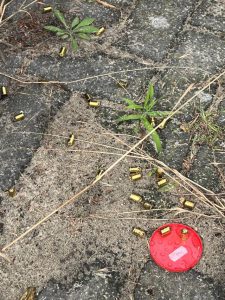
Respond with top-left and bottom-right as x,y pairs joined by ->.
160,0 -> 206,62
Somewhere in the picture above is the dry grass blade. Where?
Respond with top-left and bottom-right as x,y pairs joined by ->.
0,65 -> 212,85
0,0 -> 38,26
0,251 -> 11,262
0,0 -> 6,23
96,0 -> 117,9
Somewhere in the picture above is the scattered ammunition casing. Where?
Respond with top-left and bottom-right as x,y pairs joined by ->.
43,6 -> 52,13
67,133 -> 75,146
160,226 -> 171,236
83,93 -> 92,101
156,167 -> 164,177
180,197 -> 195,210
8,187 -> 16,197
130,173 -> 142,181
129,193 -> 143,203
142,202 -> 152,210
181,228 -> 189,240
59,46 -> 67,57
1,86 -> 7,97
88,100 -> 101,107
129,167 -> 142,174
117,79 -> 128,88
96,27 -> 105,36
157,178 -> 167,187
183,200 -> 195,210
14,111 -> 25,121
132,227 -> 146,238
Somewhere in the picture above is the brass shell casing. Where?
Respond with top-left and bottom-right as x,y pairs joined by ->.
43,6 -> 52,13
129,167 -> 142,173
8,187 -> 16,197
129,193 -> 143,203
132,227 -> 146,238
88,100 -> 101,107
160,226 -> 171,236
180,197 -> 195,210
130,173 -> 142,181
96,27 -> 105,36
14,112 -> 25,122
59,47 -> 67,57
142,202 -> 152,210
157,178 -> 167,187
1,86 -> 7,97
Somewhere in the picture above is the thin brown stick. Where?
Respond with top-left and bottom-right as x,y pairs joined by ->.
96,0 -> 117,9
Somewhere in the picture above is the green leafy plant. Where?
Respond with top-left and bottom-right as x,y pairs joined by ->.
118,83 -> 171,153
44,10 -> 99,52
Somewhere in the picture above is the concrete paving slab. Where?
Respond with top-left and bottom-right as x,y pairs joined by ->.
191,0 -> 225,33
115,0 -> 195,61
134,260 -> 224,300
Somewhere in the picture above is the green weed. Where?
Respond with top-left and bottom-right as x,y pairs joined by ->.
117,83 -> 171,153
190,109 -> 223,146
44,10 -> 99,52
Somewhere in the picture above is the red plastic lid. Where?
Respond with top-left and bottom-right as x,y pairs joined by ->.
149,223 -> 203,272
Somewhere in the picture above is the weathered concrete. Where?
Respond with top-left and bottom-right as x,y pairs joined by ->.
0,85 -> 71,190
115,0 -> 195,61
135,260 -> 224,300
191,0 -> 225,33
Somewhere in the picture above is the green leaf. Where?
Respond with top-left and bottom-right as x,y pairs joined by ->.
44,26 -> 65,33
54,9 -> 67,28
117,114 -> 143,122
71,37 -> 78,52
146,111 -> 171,117
56,31 -> 67,36
144,83 -> 155,110
142,117 -> 162,153
77,33 -> 90,40
123,98 -> 143,110
71,16 -> 80,29
75,17 -> 95,29
61,34 -> 69,39
73,25 -> 99,33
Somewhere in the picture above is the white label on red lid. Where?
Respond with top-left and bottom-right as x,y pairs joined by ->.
169,246 -> 188,262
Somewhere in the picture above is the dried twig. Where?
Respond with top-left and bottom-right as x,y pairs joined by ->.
96,0 -> 117,9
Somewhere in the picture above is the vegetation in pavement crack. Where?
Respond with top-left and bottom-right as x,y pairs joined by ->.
117,83 -> 172,153
44,9 -> 99,52
188,109 -> 224,147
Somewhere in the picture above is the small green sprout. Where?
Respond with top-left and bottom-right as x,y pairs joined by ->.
118,83 -> 171,153
44,10 -> 99,52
